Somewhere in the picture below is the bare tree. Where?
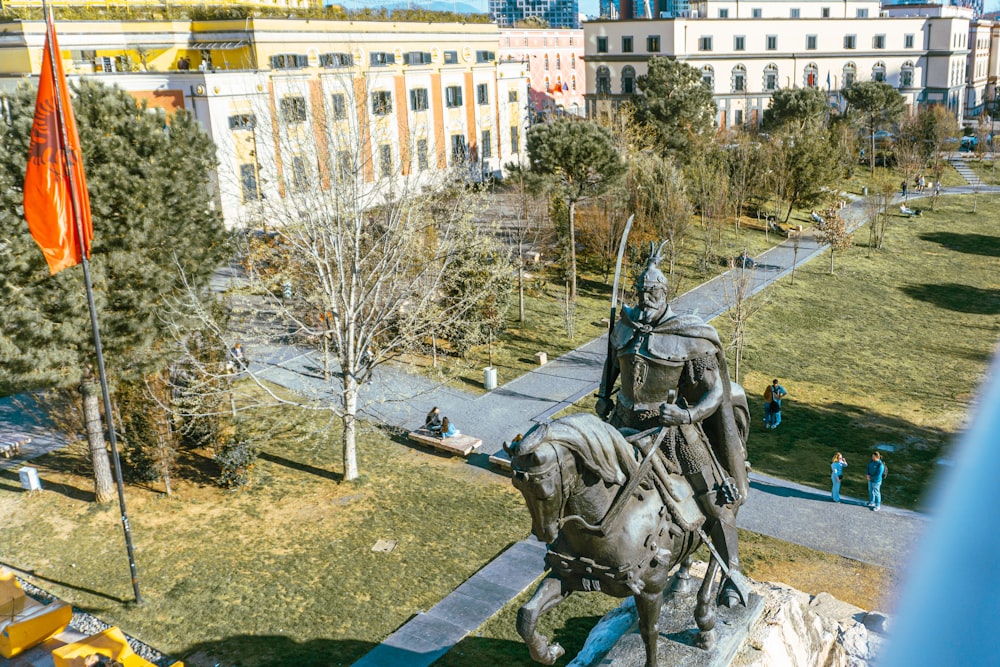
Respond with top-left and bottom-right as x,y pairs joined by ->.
864,170 -> 897,254
721,259 -> 766,384
816,210 -> 855,274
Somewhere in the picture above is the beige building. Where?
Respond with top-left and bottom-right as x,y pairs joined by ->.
0,18 -> 528,227
499,28 -> 586,116
584,0 -> 974,129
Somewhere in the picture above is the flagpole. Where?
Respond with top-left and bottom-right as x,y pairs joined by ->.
42,1 -> 142,606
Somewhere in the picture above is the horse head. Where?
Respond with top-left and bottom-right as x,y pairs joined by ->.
507,414 -> 629,544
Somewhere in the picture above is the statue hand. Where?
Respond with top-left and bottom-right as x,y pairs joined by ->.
659,402 -> 690,426
596,396 -> 614,420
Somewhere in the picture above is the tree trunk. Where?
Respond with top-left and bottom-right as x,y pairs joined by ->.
342,374 -> 359,481
829,249 -> 835,275
568,199 -> 578,302
81,381 -> 115,503
518,240 -> 525,322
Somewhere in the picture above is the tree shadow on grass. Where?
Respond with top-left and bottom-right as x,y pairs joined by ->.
180,636 -> 375,667
919,231 -> 1000,257
899,283 -> 1000,315
1,560 -> 128,604
257,451 -> 342,482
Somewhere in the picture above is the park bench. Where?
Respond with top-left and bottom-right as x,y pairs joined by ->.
407,428 -> 481,457
0,567 -> 72,659
488,451 -> 513,471
51,625 -> 184,667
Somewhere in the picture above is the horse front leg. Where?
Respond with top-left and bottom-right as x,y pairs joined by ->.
634,590 -> 664,667
695,557 -> 720,650
516,574 -> 570,665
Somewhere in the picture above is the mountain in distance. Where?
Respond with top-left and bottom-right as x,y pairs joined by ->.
329,0 -> 489,14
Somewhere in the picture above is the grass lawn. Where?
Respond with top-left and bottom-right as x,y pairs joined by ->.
962,157 -> 1000,186
0,413 -> 530,667
723,194 -> 1000,510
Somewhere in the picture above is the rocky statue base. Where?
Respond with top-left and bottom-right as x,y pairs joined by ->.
568,562 -> 890,667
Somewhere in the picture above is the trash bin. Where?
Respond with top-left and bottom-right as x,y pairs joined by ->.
862,186 -> 868,196
483,367 -> 498,391
18,466 -> 41,492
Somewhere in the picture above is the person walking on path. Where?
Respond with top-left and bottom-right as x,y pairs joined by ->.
901,180 -> 908,199
831,452 -> 848,502
763,379 -> 787,430
866,452 -> 885,511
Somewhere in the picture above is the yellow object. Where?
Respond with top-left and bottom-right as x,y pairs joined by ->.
0,567 -> 73,659
51,626 -> 184,667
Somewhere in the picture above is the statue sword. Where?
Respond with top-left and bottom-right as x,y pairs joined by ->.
597,214 -> 634,407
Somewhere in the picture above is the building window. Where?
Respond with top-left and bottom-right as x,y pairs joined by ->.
621,65 -> 636,94
417,139 -> 429,171
445,85 -> 463,107
371,91 -> 392,116
822,7 -> 830,17
476,50 -> 495,63
596,66 -> 611,95
228,113 -> 255,130
379,144 -> 392,178
571,75 -> 577,91
702,65 -> 714,90
732,65 -> 746,93
280,96 -> 307,123
320,52 -> 353,68
622,36 -> 634,52
804,63 -> 818,87
873,34 -> 886,49
734,35 -> 745,51
451,134 -> 467,161
370,51 -> 396,66
698,36 -> 713,51
806,35 -> 817,50
481,130 -> 492,159
844,34 -> 856,49
719,8 -> 729,17
856,8 -> 868,17
647,36 -> 660,52
905,33 -> 915,48
240,164 -> 259,202
556,54 -> 561,69
763,64 -> 778,91
476,83 -> 489,105
444,50 -> 458,64
271,53 -> 307,69
331,93 -> 347,120
571,53 -> 576,68
597,36 -> 608,53
544,54 -> 550,70
900,61 -> 914,87
766,35 -> 777,50
291,156 -> 307,191
410,88 -> 429,111
872,61 -> 886,82
403,51 -> 432,65
510,126 -> 520,153
337,150 -> 352,182
734,109 -> 744,125
508,88 -> 518,102
843,62 -> 856,87
752,8 -> 762,17
790,8 -> 800,17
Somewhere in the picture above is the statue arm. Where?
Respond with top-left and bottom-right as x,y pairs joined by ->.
659,359 -> 723,426
596,351 -> 620,419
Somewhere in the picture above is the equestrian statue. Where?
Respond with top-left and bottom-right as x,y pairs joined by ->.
505,241 -> 751,667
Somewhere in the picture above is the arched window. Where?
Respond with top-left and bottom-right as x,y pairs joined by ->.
556,54 -> 561,69
872,61 -> 886,82
555,75 -> 563,93
571,74 -> 577,91
544,54 -> 550,70
843,62 -> 856,88
763,63 -> 778,92
732,64 -> 746,93
570,53 -> 576,69
702,65 -> 715,91
900,61 -> 914,88
596,66 -> 611,95
544,76 -> 551,93
622,65 -> 636,94
804,63 -> 818,88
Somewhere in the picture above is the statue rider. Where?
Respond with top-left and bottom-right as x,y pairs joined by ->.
596,243 -> 749,606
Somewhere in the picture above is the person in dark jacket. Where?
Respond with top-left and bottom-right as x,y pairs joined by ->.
425,407 -> 442,434
866,452 -> 885,511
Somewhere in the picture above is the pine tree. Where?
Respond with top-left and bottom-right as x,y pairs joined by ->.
0,80 -> 227,501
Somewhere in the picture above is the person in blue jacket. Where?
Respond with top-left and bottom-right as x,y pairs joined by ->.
866,452 -> 885,511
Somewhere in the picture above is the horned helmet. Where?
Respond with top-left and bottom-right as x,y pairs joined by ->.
636,241 -> 669,293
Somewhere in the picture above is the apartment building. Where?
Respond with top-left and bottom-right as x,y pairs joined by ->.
499,28 -> 586,116
0,18 -> 528,227
584,0 -> 973,129
490,0 -> 581,29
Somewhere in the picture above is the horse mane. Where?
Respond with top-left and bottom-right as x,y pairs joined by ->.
516,413 -> 632,486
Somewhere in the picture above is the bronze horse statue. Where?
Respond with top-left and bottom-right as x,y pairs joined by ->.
505,407 -> 749,667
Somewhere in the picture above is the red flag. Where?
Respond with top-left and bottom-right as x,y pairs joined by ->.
23,13 -> 93,275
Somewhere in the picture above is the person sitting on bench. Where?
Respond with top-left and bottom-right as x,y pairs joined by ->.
440,417 -> 460,439
810,210 -> 825,224
425,407 -> 442,434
